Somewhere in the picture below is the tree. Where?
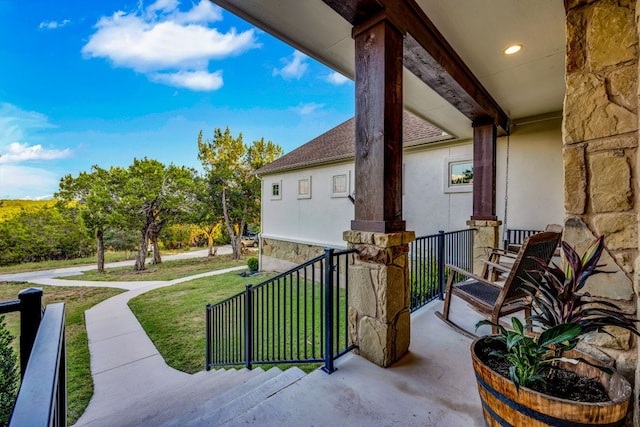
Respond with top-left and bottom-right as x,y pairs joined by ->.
56,166 -> 123,272
198,128 -> 283,260
117,158 -> 197,271
190,175 -> 224,256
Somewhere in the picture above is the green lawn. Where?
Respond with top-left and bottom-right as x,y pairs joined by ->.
129,271 -> 348,375
0,283 -> 124,425
62,254 -> 249,282
128,271 -> 264,373
0,247 -> 210,275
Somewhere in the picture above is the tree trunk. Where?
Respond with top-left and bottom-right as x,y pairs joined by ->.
134,230 -> 147,271
97,228 -> 105,273
151,234 -> 162,264
221,187 -> 241,260
208,233 -> 214,256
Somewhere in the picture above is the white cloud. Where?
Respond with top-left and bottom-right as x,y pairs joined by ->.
293,102 -> 324,115
39,19 -> 71,30
0,103 -> 73,167
0,142 -> 72,163
151,70 -> 223,91
273,51 -> 308,80
0,103 -> 55,146
327,71 -> 350,85
82,0 -> 258,91
0,165 -> 58,200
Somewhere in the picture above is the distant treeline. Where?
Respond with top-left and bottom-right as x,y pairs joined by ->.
0,200 -> 227,266
0,201 -> 93,265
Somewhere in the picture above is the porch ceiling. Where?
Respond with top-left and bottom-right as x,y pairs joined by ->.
210,0 -> 565,140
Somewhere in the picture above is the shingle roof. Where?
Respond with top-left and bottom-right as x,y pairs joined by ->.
257,111 -> 449,175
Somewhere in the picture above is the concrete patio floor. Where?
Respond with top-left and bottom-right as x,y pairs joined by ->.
248,297 -> 490,427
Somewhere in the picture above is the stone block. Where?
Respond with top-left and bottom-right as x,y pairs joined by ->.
607,65 -> 637,113
582,327 -> 632,351
343,230 -> 375,245
376,265 -> 406,320
349,266 -> 377,318
374,233 -> 402,248
564,217 -> 634,300
566,7 -> 586,73
348,307 -> 358,346
563,145 -> 586,214
588,152 -> 632,212
564,73 -> 637,144
586,134 -> 638,152
593,213 -> 637,250
393,309 -> 411,361
359,316 -> 390,367
587,3 -> 637,71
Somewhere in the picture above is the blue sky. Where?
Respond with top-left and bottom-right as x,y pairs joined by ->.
0,0 -> 355,199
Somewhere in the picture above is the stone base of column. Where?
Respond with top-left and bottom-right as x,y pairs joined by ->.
466,220 -> 502,275
343,229 -> 415,367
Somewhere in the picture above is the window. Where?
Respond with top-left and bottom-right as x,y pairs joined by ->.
444,159 -> 473,193
271,181 -> 282,200
298,176 -> 311,199
331,171 -> 350,197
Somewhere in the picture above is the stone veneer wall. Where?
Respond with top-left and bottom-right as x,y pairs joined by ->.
564,0 -> 639,421
260,237 -> 326,272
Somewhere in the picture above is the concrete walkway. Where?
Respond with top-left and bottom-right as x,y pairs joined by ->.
74,265 -> 246,426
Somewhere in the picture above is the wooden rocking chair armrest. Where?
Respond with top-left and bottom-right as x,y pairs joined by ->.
445,264 -> 503,290
480,259 -> 511,273
486,248 -> 518,259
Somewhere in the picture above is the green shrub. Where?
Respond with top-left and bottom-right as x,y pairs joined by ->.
247,257 -> 259,272
0,315 -> 18,425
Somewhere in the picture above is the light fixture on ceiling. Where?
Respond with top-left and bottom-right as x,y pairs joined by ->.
504,44 -> 522,55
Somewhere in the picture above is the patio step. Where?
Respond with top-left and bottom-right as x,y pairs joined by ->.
164,366 -> 306,426
74,367 -> 267,426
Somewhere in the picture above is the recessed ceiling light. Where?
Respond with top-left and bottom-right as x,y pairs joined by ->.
504,44 -> 522,55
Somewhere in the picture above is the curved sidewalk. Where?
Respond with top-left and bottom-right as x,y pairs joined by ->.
72,265 -> 246,426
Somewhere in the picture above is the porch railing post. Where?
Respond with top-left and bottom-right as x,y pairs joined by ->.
244,284 -> 253,370
205,303 -> 211,370
322,248 -> 336,374
18,287 -> 43,378
437,231 -> 446,300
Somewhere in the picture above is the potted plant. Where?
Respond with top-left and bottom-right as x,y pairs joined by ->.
471,236 -> 638,426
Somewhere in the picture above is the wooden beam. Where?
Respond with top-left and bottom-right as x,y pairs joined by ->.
323,0 -> 510,134
471,120 -> 497,221
351,18 -> 405,233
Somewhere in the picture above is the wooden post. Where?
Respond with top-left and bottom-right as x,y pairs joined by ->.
351,17 -> 405,233
471,119 -> 497,221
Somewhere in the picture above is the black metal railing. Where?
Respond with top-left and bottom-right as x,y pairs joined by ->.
10,302 -> 66,427
0,288 -> 45,377
206,247 -> 356,374
504,228 -> 542,251
1,288 -> 67,426
409,229 -> 474,311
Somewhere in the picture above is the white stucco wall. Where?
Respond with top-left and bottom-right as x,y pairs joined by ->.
260,116 -> 563,257
495,117 -> 564,234
403,142 -> 473,236
260,161 -> 354,249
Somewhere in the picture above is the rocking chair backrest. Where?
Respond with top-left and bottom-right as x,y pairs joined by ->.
500,231 -> 562,302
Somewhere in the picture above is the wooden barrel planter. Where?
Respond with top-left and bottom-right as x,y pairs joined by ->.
471,337 -> 632,427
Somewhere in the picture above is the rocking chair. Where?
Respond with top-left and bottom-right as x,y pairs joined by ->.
435,230 -> 562,338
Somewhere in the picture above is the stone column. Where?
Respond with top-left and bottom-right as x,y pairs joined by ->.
466,219 -> 502,275
344,230 -> 415,367
564,1 -> 639,423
